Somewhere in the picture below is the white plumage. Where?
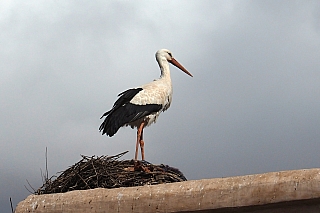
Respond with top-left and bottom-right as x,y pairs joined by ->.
129,79 -> 172,127
99,49 -> 192,160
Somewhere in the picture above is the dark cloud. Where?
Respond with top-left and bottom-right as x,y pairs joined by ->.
1,1 -> 320,212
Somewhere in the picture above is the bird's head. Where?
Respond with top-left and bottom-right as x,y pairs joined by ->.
156,49 -> 173,61
155,49 -> 193,77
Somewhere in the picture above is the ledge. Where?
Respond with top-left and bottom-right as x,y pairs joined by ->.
15,168 -> 320,212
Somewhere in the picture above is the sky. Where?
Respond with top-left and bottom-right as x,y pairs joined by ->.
1,0 -> 320,212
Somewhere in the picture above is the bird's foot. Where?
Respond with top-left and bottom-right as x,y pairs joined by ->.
133,160 -> 151,173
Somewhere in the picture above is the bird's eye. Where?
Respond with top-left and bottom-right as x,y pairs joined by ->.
168,52 -> 172,57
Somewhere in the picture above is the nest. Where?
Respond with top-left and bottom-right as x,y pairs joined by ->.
36,151 -> 187,195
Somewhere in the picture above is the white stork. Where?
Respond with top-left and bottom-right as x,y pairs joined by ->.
99,49 -> 193,160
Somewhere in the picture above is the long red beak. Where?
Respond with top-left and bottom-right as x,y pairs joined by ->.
169,58 -> 193,77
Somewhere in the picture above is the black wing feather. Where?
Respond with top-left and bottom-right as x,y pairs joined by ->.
99,88 -> 162,137
100,88 -> 143,119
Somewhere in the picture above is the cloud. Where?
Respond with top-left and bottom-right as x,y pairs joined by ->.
1,1 -> 320,212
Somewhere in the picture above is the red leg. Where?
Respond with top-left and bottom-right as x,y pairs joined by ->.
135,121 -> 146,160
135,131 -> 139,160
140,128 -> 145,160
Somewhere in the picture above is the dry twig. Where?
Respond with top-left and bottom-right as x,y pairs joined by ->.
36,151 -> 186,194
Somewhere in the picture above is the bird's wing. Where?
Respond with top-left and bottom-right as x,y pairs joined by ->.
99,88 -> 162,136
100,88 -> 142,119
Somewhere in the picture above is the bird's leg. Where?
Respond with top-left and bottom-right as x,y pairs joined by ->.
140,127 -> 145,160
135,121 -> 146,161
135,130 -> 140,160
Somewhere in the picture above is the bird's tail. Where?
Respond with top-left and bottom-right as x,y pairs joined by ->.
99,106 -> 130,137
99,110 -> 120,137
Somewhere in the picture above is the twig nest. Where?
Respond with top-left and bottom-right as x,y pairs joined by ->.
36,151 -> 187,195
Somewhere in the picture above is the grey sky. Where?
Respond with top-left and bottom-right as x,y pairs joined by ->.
1,1 -> 320,212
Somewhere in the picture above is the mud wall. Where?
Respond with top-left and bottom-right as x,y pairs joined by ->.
15,168 -> 320,212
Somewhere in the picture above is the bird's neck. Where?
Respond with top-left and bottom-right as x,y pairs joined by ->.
159,60 -> 171,80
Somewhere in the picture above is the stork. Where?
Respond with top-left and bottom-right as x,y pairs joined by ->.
99,49 -> 193,160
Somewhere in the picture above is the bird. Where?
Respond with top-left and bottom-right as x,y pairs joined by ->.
99,49 -> 193,161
